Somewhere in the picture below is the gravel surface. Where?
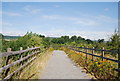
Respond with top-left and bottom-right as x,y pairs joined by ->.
40,50 -> 92,79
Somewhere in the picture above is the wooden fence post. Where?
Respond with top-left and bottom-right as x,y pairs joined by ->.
31,46 -> 34,57
86,47 -> 88,61
102,47 -> 104,61
86,47 -> 88,67
7,48 -> 11,52
20,47 -> 23,59
27,47 -> 30,69
4,48 -> 11,77
82,46 -> 84,52
27,47 -> 29,56
92,47 -> 94,61
6,48 -> 11,64
20,47 -> 23,68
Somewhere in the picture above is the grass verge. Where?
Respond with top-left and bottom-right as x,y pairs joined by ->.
60,47 -> 118,80
14,47 -> 54,79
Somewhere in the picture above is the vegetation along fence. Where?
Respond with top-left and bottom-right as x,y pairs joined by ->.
68,46 -> 120,79
0,46 -> 41,81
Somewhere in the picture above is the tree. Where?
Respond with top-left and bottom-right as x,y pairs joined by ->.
27,35 -> 43,47
86,39 -> 93,44
51,38 -> 58,44
98,39 -> 104,43
71,35 -> 77,42
77,36 -> 82,41
43,37 -> 51,48
57,38 -> 64,44
110,31 -> 119,50
39,35 -> 45,38
61,36 -> 69,43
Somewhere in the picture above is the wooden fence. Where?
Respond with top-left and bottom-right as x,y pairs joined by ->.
68,46 -> 120,79
0,47 -> 41,81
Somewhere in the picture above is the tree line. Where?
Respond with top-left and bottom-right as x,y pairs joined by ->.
43,30 -> 119,57
0,30 -> 119,57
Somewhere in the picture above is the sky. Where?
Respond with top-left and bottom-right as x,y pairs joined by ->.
1,2 -> 118,40
2,0 -> 120,2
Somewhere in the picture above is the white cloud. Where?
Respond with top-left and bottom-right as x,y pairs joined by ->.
24,6 -> 41,14
0,11 -> 2,15
42,15 -> 59,20
2,11 -> 22,16
75,19 -> 98,26
68,31 -> 113,40
0,22 -> 12,33
1,25 -> 113,40
0,22 -> 12,26
41,14 -> 117,27
1,28 -> 113,40
95,15 -> 117,23
42,28 -> 113,40
41,15 -> 78,20
104,8 -> 110,11
41,15 -> 99,26
54,5 -> 61,8
1,31 -> 24,36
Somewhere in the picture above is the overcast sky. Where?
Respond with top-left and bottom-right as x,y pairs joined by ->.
1,2 -> 118,40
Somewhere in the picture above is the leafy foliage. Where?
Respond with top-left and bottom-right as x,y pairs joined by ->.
61,47 -> 118,79
1,29 -> 119,57
1,32 -> 44,51
49,30 -> 119,57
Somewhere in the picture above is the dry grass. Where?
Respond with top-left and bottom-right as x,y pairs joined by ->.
14,47 -> 54,79
60,47 -> 118,79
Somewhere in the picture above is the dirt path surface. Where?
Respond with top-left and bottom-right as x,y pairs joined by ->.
40,50 -> 92,79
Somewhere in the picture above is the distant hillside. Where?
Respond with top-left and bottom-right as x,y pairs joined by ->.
3,36 -> 21,39
0,33 -> 21,39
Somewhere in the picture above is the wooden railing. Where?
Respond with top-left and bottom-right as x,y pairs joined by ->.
67,46 -> 120,79
0,47 -> 41,81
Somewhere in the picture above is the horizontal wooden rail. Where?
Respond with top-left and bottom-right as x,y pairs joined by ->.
0,51 -> 40,73
0,47 -> 40,58
68,46 -> 120,79
69,46 -> 117,53
0,46 -> 41,80
71,48 -> 120,63
2,57 -> 36,81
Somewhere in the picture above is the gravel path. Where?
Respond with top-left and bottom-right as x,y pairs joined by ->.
40,50 -> 92,79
